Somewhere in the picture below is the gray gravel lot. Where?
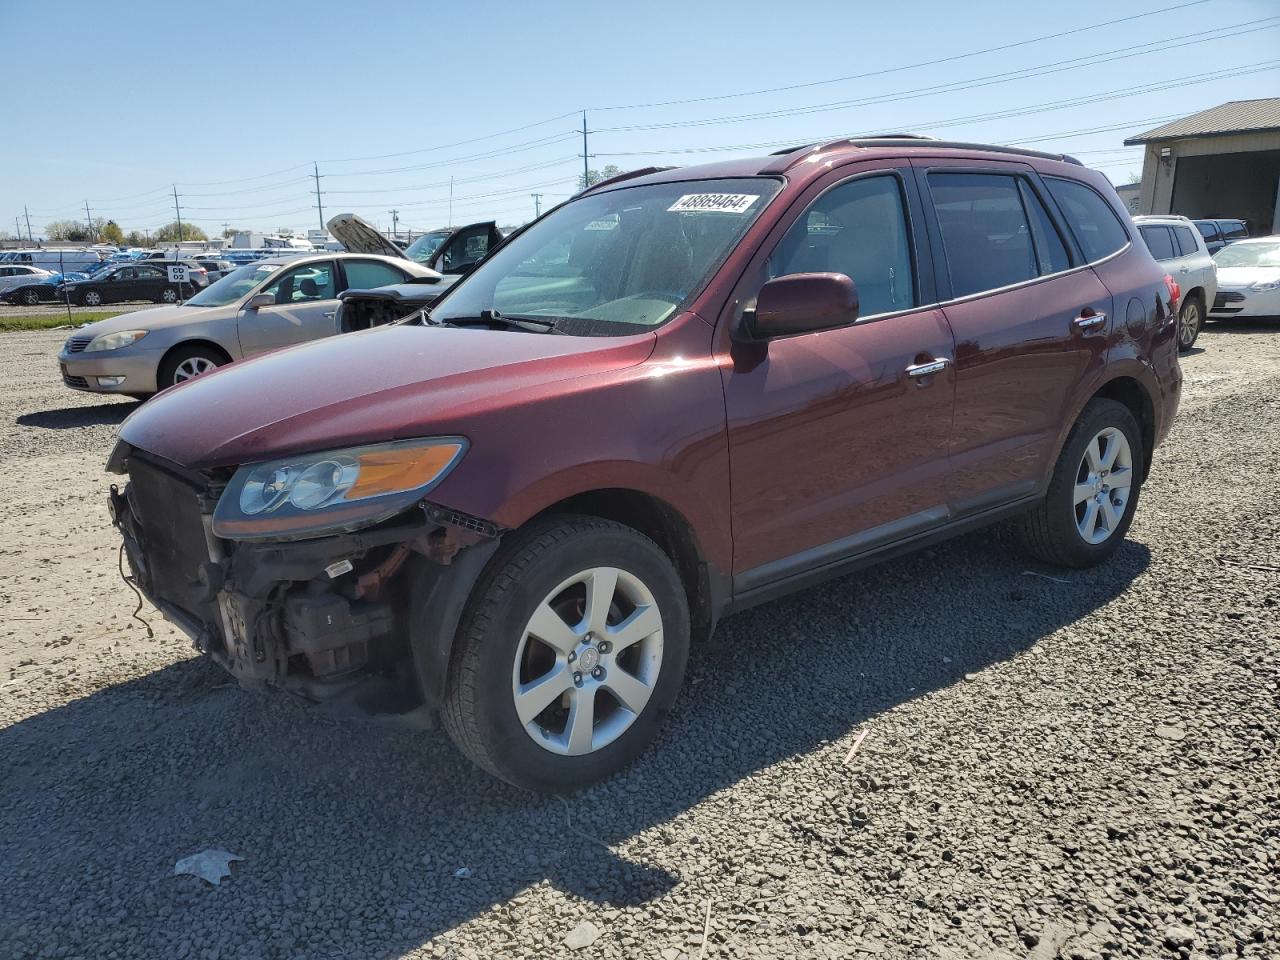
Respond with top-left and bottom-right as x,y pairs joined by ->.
1,324 -> 1277,960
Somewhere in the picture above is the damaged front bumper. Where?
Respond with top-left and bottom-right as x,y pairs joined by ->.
109,446 -> 500,709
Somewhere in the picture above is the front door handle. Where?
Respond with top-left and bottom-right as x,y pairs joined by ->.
905,357 -> 951,378
1074,312 -> 1107,329
323,311 -> 337,319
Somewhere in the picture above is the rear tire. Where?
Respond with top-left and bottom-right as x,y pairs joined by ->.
20,287 -> 41,306
80,290 -> 102,307
159,286 -> 179,304
1177,294 -> 1203,352
441,515 -> 690,793
1017,398 -> 1144,568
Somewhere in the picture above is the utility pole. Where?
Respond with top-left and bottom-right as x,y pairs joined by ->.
581,110 -> 591,190
172,185 -> 183,243
448,177 -> 454,227
84,201 -> 95,242
312,162 -> 325,232
24,205 -> 33,242
531,193 -> 543,218
389,209 -> 399,238
222,222 -> 230,238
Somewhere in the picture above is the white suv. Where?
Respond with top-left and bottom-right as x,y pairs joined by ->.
1134,215 -> 1217,351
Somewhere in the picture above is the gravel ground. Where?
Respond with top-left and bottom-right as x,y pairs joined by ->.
1,323 -> 1277,960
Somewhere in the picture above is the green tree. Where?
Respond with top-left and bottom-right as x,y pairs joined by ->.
221,226 -> 246,239
99,220 -> 125,245
577,164 -> 623,191
123,230 -> 151,247
46,220 -> 93,241
153,221 -> 208,243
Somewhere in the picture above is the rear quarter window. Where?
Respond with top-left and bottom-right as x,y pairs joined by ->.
1222,221 -> 1249,240
1044,177 -> 1129,263
1173,226 -> 1200,257
1139,225 -> 1176,261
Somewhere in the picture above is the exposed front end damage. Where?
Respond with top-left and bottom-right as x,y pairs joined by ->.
108,444 -> 501,711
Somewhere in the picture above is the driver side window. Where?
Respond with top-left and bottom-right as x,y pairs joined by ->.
261,262 -> 336,304
768,175 -> 916,317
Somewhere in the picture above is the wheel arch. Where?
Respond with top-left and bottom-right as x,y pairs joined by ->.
158,338 -> 234,378
528,488 -> 726,645
1089,375 -> 1156,479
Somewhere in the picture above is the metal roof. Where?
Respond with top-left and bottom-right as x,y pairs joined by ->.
1124,99 -> 1280,145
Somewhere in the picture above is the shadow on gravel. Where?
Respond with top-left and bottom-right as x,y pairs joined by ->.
0,529 -> 1150,957
16,400 -> 140,429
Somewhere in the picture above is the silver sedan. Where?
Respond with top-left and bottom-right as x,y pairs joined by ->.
57,253 -> 440,397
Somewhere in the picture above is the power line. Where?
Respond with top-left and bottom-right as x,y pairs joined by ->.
592,63 -> 1280,158
591,0 -> 1213,111
319,110 -> 581,165
593,19 -> 1279,134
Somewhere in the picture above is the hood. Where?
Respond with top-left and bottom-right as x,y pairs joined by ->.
118,324 -> 656,469
1216,266 -> 1280,290
73,304 -> 230,338
326,213 -> 406,259
337,276 -> 458,304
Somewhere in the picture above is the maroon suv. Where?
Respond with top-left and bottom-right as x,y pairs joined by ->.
108,137 -> 1181,791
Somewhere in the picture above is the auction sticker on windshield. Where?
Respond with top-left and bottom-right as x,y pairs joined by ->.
668,193 -> 759,214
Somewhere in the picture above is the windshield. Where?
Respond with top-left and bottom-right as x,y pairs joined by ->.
404,231 -> 450,265
431,177 -> 782,332
1214,241 -> 1280,269
185,262 -> 280,306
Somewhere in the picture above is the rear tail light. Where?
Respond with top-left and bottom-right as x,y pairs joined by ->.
1163,274 -> 1181,313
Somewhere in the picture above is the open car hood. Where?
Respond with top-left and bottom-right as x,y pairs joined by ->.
326,213 -> 406,259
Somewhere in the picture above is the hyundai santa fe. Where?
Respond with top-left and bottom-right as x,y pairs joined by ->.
107,137 -> 1182,792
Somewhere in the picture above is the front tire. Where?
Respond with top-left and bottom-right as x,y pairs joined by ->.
1017,398 -> 1143,568
1177,295 -> 1203,352
158,344 -> 227,389
80,290 -> 102,307
20,287 -> 41,306
441,516 -> 690,793
159,286 -> 179,304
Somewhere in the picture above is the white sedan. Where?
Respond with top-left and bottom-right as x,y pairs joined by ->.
0,264 -> 54,296
1209,238 -> 1280,320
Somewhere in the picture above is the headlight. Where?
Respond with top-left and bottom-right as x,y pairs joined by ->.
1250,280 -> 1280,293
212,437 -> 466,540
85,329 -> 148,352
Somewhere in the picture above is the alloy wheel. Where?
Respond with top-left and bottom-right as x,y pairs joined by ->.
1179,300 -> 1200,348
84,291 -> 101,306
172,356 -> 217,384
22,289 -> 40,305
512,566 -> 664,756
1073,426 -> 1134,545
162,288 -> 178,303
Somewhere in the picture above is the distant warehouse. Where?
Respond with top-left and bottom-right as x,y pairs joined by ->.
1125,98 -> 1280,236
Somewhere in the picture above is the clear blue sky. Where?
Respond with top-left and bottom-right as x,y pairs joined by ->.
2,0 -> 1277,238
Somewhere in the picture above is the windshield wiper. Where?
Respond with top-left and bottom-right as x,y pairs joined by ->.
431,309 -> 556,334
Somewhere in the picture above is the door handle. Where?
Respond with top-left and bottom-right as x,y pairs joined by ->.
905,357 -> 951,378
1073,312 -> 1107,329
323,311 -> 336,319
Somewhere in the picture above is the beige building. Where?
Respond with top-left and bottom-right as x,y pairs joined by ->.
1125,99 -> 1280,236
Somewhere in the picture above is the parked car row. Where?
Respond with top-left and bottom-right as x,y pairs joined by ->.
103,136 -> 1187,791
1,259 -> 212,306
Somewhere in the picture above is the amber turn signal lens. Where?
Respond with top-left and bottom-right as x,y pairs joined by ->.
346,442 -> 464,500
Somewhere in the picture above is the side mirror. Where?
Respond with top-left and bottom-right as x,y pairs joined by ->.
246,293 -> 274,311
740,272 -> 859,341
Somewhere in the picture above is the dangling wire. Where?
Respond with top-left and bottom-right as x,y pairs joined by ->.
118,541 -> 154,639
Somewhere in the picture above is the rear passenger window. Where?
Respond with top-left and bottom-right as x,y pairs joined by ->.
769,174 -> 915,316
1018,180 -> 1071,274
1196,222 -> 1217,239
1044,177 -> 1129,263
1139,225 -> 1176,261
1173,226 -> 1199,256
344,259 -> 409,290
929,173 -> 1037,297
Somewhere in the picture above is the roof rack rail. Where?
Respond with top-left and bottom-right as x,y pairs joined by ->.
576,166 -> 677,195
765,137 -> 1082,171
